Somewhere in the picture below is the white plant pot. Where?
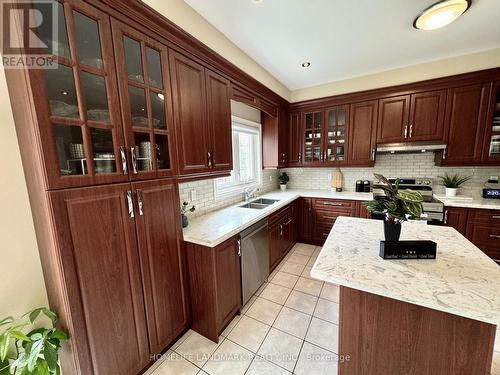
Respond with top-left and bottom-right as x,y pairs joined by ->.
280,184 -> 287,190
445,187 -> 458,197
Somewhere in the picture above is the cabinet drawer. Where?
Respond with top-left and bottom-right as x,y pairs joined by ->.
314,209 -> 352,225
314,224 -> 335,242
313,199 -> 355,211
468,224 -> 500,247
269,205 -> 291,225
468,209 -> 500,224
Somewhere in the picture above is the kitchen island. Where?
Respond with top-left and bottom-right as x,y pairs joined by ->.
311,217 -> 500,375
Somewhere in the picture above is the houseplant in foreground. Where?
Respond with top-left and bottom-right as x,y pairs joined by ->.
278,172 -> 289,190
363,174 -> 424,241
180,200 -> 196,228
0,307 -> 68,375
438,173 -> 471,197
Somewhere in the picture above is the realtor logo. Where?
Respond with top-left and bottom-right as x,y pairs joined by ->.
1,0 -> 58,68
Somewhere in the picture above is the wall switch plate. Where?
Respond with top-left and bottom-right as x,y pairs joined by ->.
190,189 -> 197,201
269,175 -> 273,182
488,176 -> 499,184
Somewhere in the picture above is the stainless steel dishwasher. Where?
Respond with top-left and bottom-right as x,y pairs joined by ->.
240,219 -> 269,305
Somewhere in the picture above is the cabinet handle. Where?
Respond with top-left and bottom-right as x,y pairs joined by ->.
131,147 -> 138,174
207,151 -> 213,168
490,235 -> 500,239
442,150 -> 446,160
298,152 -> 302,163
279,224 -> 283,236
323,216 -> 337,220
284,218 -> 292,225
322,232 -> 329,236
127,190 -> 135,218
409,124 -> 413,138
120,146 -> 128,174
444,210 -> 448,224
371,148 -> 375,161
136,190 -> 144,216
492,216 -> 500,219
322,202 -> 343,206
404,125 -> 408,138
237,238 -> 241,257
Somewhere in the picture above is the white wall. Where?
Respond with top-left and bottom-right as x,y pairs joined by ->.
0,70 -> 48,317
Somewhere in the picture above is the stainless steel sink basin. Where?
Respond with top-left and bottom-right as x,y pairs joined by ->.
239,198 -> 279,209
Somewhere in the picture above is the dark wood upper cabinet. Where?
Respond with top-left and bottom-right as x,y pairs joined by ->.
408,90 -> 446,141
302,111 -> 323,165
324,106 -> 349,165
205,69 -> 233,172
377,95 -> 410,143
112,19 -> 177,180
132,179 -> 188,354
170,52 -> 233,177
49,183 -> 150,375
348,100 -> 378,166
438,83 -> 490,165
443,206 -> 468,236
262,108 -> 288,169
288,112 -> 303,166
169,51 -> 210,175
33,1 -> 128,189
483,81 -> 500,162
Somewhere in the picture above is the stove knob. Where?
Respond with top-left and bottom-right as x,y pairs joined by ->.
424,180 -> 431,185
416,181 -> 422,185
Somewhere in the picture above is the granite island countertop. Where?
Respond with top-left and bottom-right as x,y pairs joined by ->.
435,194 -> 500,210
182,189 -> 373,247
311,216 -> 500,325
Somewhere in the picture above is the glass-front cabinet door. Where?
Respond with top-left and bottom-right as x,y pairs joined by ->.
484,82 -> 500,162
324,106 -> 348,164
303,111 -> 323,164
112,20 -> 176,180
35,0 -> 127,189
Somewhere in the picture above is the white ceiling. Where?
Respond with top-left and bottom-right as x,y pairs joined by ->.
183,0 -> 500,90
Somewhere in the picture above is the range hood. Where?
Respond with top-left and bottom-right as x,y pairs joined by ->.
376,141 -> 447,154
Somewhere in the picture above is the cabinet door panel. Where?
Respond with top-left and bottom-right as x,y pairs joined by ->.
324,106 -> 348,164
215,238 -> 242,329
303,111 -> 323,164
206,70 -> 232,172
409,90 -> 446,141
133,179 -> 188,354
288,112 -> 302,166
441,84 -> 490,164
269,223 -> 281,272
299,198 -> 312,242
170,51 -> 210,175
49,184 -> 149,375
482,81 -> 500,162
377,95 -> 410,143
349,100 -> 378,166
444,207 -> 468,235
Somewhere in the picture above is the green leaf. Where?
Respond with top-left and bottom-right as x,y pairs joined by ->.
0,318 -> 14,329
9,331 -> 29,342
26,339 -> 43,372
0,333 -> 11,362
27,309 -> 42,325
42,344 -> 57,372
27,309 -> 57,325
48,331 -> 67,342
0,358 -> 11,375
34,359 -> 49,375
29,334 -> 42,342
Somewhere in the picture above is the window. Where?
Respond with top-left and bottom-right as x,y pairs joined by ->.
215,116 -> 262,197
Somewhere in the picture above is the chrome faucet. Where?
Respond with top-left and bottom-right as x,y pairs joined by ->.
244,187 -> 259,201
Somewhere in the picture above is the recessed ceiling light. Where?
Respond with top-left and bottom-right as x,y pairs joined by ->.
301,62 -> 311,68
414,0 -> 470,30
253,0 -> 263,4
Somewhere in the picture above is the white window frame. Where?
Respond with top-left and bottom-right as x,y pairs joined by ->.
215,116 -> 262,199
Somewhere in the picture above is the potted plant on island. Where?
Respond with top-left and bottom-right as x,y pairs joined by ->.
278,172 -> 289,190
0,307 -> 69,375
363,174 -> 424,241
438,174 -> 471,198
181,201 -> 196,228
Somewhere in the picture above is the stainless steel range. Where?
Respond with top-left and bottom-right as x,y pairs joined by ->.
372,177 -> 444,224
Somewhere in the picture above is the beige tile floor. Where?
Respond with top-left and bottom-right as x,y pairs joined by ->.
146,243 -> 500,375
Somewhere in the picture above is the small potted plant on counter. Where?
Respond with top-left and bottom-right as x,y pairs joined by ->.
181,201 -> 196,228
438,174 -> 471,197
0,307 -> 69,375
363,174 -> 424,241
279,172 -> 289,190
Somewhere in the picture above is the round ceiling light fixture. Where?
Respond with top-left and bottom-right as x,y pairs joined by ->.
414,0 -> 470,30
301,62 -> 311,68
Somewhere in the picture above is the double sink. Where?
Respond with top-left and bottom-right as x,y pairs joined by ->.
239,198 -> 280,209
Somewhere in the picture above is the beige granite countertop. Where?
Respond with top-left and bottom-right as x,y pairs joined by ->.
311,216 -> 500,325
435,194 -> 500,210
182,189 -> 372,247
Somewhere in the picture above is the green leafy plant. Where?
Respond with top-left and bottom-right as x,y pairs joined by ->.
180,201 -> 195,215
0,307 -> 68,375
438,174 -> 471,188
278,172 -> 289,185
363,173 -> 424,224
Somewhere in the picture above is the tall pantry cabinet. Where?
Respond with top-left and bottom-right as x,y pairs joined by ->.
5,1 -> 189,374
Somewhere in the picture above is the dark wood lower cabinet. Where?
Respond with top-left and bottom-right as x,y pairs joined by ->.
443,206 -> 468,235
49,184 -> 150,375
269,202 -> 298,272
185,236 -> 242,342
133,180 -> 189,354
298,198 -> 313,243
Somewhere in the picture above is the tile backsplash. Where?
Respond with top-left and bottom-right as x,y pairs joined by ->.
179,169 -> 279,217
282,153 -> 500,198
